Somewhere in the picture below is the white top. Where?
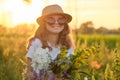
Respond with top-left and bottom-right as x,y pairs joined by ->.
26,38 -> 74,60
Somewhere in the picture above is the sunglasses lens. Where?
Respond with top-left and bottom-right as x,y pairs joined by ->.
58,18 -> 66,25
45,17 -> 55,25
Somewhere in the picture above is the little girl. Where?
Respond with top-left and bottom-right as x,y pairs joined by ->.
25,4 -> 74,80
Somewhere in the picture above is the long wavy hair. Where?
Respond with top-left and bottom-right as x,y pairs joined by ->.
26,20 -> 74,51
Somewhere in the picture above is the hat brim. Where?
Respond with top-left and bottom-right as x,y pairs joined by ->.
36,13 -> 72,25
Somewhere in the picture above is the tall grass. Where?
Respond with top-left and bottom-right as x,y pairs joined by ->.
0,33 -> 28,80
0,32 -> 120,80
74,34 -> 120,50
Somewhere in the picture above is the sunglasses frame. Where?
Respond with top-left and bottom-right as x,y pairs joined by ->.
44,17 -> 67,26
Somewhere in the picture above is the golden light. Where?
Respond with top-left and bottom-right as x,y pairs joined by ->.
0,0 -> 120,29
0,0 -> 45,27
0,0 -> 66,27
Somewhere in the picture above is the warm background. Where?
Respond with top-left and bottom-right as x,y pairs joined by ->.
0,0 -> 120,80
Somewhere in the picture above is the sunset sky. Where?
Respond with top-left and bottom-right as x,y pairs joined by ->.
0,0 -> 120,29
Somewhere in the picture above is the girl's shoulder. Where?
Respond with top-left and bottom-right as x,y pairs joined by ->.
31,38 -> 42,47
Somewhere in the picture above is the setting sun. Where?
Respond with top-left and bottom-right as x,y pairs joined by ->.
0,0 -> 120,29
0,0 -> 45,25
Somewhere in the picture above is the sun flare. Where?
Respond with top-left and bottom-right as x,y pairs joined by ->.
0,0 -> 120,29
0,0 -> 67,27
0,0 -> 45,26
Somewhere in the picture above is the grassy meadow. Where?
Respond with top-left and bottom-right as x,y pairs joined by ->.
0,28 -> 120,80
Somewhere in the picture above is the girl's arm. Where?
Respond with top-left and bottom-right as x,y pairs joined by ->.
26,57 -> 35,79
27,57 -> 33,71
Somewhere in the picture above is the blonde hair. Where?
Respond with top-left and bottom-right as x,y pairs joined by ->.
26,21 -> 74,50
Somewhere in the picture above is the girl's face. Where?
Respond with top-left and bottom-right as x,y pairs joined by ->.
44,15 -> 67,34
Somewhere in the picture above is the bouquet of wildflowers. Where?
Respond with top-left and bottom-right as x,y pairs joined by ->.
50,46 -> 72,79
30,47 -> 52,80
50,46 -> 98,80
31,47 -> 51,73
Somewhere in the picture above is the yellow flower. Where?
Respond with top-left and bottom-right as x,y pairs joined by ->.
73,62 -> 81,68
60,64 -> 70,70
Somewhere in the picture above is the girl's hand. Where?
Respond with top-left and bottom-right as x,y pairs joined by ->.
26,70 -> 35,80
24,63 -> 35,80
25,57 -> 35,80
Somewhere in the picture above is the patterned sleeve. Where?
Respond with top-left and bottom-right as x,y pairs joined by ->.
26,38 -> 42,58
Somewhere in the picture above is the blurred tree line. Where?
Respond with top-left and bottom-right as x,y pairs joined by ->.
0,21 -> 120,35
73,21 -> 120,35
0,23 -> 37,35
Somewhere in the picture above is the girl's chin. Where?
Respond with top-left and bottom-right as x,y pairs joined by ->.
50,30 -> 62,34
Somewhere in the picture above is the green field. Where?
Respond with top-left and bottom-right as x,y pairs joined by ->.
0,32 -> 120,80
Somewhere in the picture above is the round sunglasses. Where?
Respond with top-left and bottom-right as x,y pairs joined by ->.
44,17 -> 67,26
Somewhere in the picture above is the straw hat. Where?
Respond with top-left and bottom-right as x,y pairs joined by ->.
36,4 -> 72,25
